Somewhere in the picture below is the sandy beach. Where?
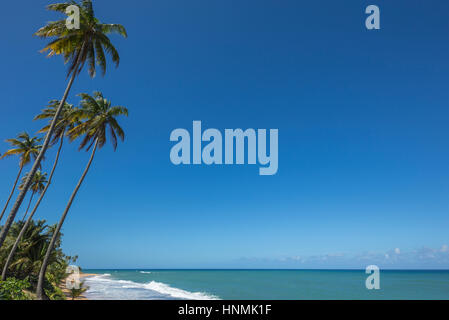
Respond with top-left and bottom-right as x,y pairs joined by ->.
59,272 -> 96,300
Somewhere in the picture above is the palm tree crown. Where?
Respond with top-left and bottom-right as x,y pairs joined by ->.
35,100 -> 79,145
1,133 -> 43,167
69,91 -> 128,150
19,171 -> 48,195
34,0 -> 127,77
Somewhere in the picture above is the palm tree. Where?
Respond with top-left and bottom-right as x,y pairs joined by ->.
1,220 -> 62,281
0,133 -> 42,223
69,281 -> 88,300
36,91 -> 128,299
0,0 -> 127,250
36,100 -> 80,143
19,171 -> 48,222
1,102 -> 77,281
4,220 -> 51,278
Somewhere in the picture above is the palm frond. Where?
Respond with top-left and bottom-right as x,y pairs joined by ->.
35,0 -> 127,77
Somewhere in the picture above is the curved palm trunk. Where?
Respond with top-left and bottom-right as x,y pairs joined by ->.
36,139 -> 98,300
0,165 -> 23,224
21,191 -> 35,222
0,42 -> 86,250
1,137 -> 64,281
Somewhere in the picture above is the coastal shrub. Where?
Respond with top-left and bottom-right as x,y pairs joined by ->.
46,283 -> 66,300
0,277 -> 31,300
69,281 -> 88,300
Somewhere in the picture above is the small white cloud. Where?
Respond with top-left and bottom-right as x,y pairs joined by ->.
441,245 -> 448,252
394,248 -> 401,254
327,253 -> 344,257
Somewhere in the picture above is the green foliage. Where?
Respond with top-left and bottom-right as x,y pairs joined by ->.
0,132 -> 42,167
34,0 -> 127,78
1,220 -> 54,279
69,281 -> 88,300
69,91 -> 128,151
0,277 -> 31,300
0,219 -> 76,300
35,100 -> 78,145
19,171 -> 48,194
46,283 -> 66,300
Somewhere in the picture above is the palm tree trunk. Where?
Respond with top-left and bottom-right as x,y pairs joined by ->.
36,138 -> 98,300
21,191 -> 35,222
0,165 -> 23,224
1,137 -> 64,281
0,42 -> 86,250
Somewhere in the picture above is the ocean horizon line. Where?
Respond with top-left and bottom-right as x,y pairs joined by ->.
83,268 -> 449,271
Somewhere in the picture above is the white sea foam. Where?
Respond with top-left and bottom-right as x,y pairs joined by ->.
139,271 -> 152,274
142,281 -> 217,300
84,273 -> 218,300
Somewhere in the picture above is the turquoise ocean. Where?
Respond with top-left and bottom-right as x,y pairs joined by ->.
82,269 -> 449,300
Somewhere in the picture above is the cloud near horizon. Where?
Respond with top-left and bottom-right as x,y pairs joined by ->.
237,245 -> 449,269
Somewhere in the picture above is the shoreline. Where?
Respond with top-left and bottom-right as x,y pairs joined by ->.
59,272 -> 97,300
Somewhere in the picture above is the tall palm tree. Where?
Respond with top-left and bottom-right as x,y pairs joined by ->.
36,91 -> 128,299
19,171 -> 48,222
1,102 -> 78,281
0,133 -> 42,223
0,0 -> 127,250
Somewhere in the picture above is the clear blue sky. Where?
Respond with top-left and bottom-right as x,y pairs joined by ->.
0,0 -> 448,269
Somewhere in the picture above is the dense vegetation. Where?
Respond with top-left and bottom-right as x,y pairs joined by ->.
0,220 -> 77,300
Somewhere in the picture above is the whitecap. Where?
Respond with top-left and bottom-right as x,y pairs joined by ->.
84,274 -> 218,300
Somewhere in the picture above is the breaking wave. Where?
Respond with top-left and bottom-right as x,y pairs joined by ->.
84,273 -> 218,300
